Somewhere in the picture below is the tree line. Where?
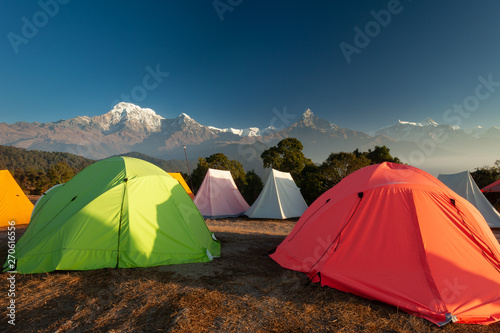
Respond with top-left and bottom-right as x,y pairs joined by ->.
3,141 -> 500,209
0,146 -> 195,194
0,145 -> 95,194
188,138 -> 402,205
188,138 -> 500,209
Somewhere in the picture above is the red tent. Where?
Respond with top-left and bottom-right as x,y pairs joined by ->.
270,162 -> 500,326
482,179 -> 500,193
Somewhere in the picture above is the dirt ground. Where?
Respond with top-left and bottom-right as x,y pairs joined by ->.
0,219 -> 499,332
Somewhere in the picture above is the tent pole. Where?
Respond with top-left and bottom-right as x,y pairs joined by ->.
183,145 -> 194,191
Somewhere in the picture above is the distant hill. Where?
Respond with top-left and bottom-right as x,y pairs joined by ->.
0,144 -> 95,173
0,144 -> 195,176
1,145 -> 197,195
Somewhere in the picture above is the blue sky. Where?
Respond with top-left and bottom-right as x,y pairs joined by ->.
1,0 -> 500,132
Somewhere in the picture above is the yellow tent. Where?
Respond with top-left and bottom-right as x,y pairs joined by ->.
168,173 -> 194,199
0,170 -> 34,227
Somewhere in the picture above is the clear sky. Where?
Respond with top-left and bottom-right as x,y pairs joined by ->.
1,0 -> 500,132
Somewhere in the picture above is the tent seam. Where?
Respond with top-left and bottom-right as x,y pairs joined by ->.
408,189 -> 449,317
306,192 -> 364,277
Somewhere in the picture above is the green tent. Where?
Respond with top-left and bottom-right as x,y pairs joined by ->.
4,156 -> 220,274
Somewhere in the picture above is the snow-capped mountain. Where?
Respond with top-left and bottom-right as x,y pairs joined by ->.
481,126 -> 500,139
103,102 -> 164,132
206,126 -> 280,137
282,108 -> 370,141
205,108 -> 339,137
293,108 -> 340,131
374,118 -> 464,141
1,103 -> 499,176
0,103 -> 370,162
65,102 -> 165,133
464,125 -> 488,138
208,126 -> 262,137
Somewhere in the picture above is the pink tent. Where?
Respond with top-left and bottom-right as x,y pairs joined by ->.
194,168 -> 250,218
482,179 -> 500,193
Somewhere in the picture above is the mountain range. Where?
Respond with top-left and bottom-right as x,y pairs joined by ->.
1,102 -> 499,176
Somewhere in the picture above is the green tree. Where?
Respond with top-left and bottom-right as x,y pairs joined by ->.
299,152 -> 371,205
322,152 -> 371,180
471,159 -> 500,211
298,164 -> 330,205
298,147 -> 403,205
241,170 -> 263,205
13,168 -> 28,192
47,162 -> 75,187
471,159 -> 500,189
261,138 -> 312,179
25,168 -> 49,195
360,145 -> 401,164
190,157 -> 209,193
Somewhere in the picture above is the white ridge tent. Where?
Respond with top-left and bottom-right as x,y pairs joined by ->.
245,169 -> 308,219
194,168 -> 250,218
438,170 -> 500,228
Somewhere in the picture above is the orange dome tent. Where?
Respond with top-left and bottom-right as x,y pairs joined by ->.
270,162 -> 500,326
0,170 -> 34,227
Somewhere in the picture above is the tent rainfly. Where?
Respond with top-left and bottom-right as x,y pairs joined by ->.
245,169 -> 308,219
0,170 -> 34,227
270,162 -> 500,326
168,172 -> 194,199
482,179 -> 500,193
194,168 -> 250,218
438,171 -> 500,228
30,183 -> 64,220
4,157 -> 220,274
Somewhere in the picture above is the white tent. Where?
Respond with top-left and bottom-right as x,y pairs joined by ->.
194,168 -> 250,218
245,169 -> 308,219
438,170 -> 500,228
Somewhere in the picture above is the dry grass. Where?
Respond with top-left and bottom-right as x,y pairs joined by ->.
1,219 -> 499,332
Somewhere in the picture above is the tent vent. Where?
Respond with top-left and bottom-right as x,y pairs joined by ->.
358,192 -> 363,199
71,196 -> 77,201
123,178 -> 128,182
450,198 -> 456,206
326,198 -> 330,203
